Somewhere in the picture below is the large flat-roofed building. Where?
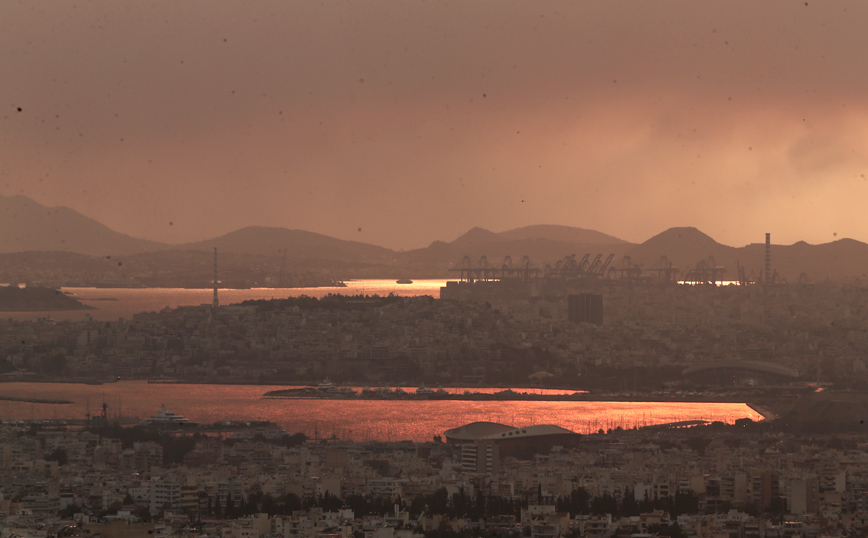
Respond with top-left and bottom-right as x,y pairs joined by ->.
682,359 -> 800,387
445,421 -> 580,460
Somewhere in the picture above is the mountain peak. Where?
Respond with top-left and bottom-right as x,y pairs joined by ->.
178,226 -> 393,261
644,226 -> 720,245
0,194 -> 167,256
499,224 -> 628,244
625,227 -> 736,273
450,227 -> 501,249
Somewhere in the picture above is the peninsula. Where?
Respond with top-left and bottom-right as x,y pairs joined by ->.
0,286 -> 94,312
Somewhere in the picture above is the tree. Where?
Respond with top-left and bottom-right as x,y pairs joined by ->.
45,447 -> 68,466
278,493 -> 302,514
590,493 -> 618,516
260,494 -> 277,515
648,523 -> 687,538
683,436 -> 713,455
59,503 -> 81,519
561,488 -> 590,515
620,487 -> 639,516
671,492 -> 699,516
766,496 -> 787,524
318,492 -> 343,511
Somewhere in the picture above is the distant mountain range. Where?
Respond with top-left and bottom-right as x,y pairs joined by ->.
179,227 -> 395,264
0,195 -> 167,256
623,227 -> 868,283
2,194 -> 868,283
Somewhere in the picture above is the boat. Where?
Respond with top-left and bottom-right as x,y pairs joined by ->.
138,405 -> 198,428
396,278 -> 413,284
416,385 -> 436,395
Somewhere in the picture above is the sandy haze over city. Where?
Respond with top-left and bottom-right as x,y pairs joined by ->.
2,1 -> 867,250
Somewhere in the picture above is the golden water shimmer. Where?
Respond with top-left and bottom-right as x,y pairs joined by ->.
0,280 -> 450,322
0,381 -> 763,441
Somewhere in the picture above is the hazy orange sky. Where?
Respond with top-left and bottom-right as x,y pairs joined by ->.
2,1 -> 867,250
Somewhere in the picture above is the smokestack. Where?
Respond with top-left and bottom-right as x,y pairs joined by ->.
764,233 -> 771,285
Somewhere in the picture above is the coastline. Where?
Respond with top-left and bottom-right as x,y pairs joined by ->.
0,380 -> 766,440
1,378 -> 767,405
0,395 -> 73,404
263,393 -> 754,403
0,379 -> 787,420
263,386 -> 762,405
745,402 -> 780,421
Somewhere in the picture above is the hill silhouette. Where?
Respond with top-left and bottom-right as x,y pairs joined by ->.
449,227 -> 504,251
626,228 -> 868,283
4,195 -> 868,282
405,225 -> 632,268
499,224 -> 628,245
178,226 -> 395,263
0,195 -> 168,256
626,227 -> 740,280
0,285 -> 93,311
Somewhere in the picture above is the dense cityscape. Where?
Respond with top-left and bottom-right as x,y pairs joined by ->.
2,411 -> 866,538
6,0 -> 868,535
2,281 -> 867,391
2,275 -> 868,537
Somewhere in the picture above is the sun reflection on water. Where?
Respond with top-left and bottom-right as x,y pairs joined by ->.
0,381 -> 763,442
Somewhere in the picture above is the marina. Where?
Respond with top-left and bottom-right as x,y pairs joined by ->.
0,380 -> 764,442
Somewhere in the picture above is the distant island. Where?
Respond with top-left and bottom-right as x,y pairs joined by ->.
0,286 -> 94,312
262,386 -> 767,404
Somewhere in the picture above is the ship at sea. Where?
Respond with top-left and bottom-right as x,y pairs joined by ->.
395,278 -> 413,284
316,379 -> 355,395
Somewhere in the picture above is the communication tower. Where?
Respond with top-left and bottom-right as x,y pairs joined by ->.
212,247 -> 219,309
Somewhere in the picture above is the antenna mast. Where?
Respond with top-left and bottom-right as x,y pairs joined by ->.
212,247 -> 219,309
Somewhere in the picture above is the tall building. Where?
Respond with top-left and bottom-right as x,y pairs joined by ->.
568,293 -> 603,325
461,440 -> 500,474
150,478 -> 181,515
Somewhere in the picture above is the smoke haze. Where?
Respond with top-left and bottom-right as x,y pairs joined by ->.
2,1 -> 866,249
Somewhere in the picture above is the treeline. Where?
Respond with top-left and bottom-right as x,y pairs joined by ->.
77,484 -> 782,537
241,293 -> 424,313
82,425 -> 308,466
197,487 -> 703,522
556,488 -> 699,518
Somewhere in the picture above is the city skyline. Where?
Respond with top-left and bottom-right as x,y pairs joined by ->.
3,1 -> 868,251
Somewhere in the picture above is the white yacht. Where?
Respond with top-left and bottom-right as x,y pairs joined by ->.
138,405 -> 197,428
317,379 -> 336,391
